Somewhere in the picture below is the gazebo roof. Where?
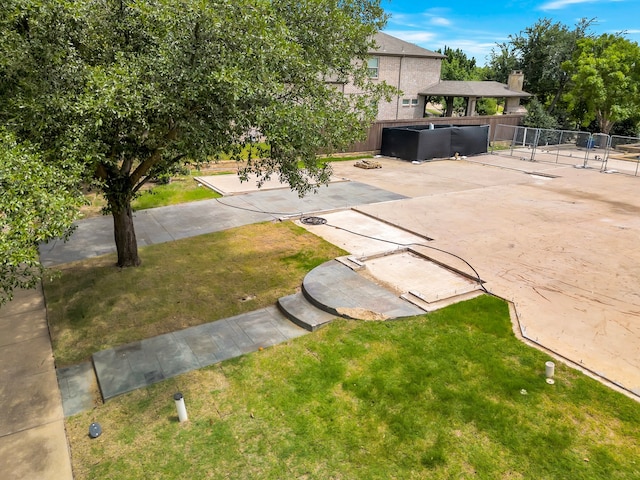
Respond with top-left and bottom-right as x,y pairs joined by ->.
371,32 -> 445,59
420,80 -> 532,98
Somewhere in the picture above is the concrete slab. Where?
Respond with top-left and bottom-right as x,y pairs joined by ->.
57,362 -> 100,417
0,421 -> 73,480
303,260 -> 424,320
0,309 -> 49,347
0,369 -> 64,436
94,306 -> 308,400
0,284 -> 45,317
362,250 -> 481,302
278,293 -> 338,331
296,209 -> 429,257
0,286 -> 73,480
195,172 -> 347,195
314,155 -> 640,397
39,215 -> 115,266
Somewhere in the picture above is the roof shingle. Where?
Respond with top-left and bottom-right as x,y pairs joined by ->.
420,80 -> 532,98
371,32 -> 445,59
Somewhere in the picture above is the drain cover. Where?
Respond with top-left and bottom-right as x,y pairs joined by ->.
301,216 -> 327,225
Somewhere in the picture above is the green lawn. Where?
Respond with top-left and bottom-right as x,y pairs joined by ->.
63,294 -> 640,479
44,222 -> 346,366
131,177 -> 220,210
80,174 -> 221,218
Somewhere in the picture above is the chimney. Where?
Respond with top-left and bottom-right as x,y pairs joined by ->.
508,70 -> 524,92
505,70 -> 527,114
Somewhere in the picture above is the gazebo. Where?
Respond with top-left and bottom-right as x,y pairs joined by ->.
419,71 -> 532,117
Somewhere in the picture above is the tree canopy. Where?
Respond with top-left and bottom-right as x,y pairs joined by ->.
1,0 -> 392,268
0,130 -> 84,305
562,34 -> 640,134
438,46 -> 480,81
485,17 -> 640,134
511,18 -> 593,113
486,18 -> 593,117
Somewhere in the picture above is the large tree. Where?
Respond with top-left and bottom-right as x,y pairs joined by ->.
0,130 -> 84,305
433,46 -> 483,115
511,18 -> 593,113
486,18 -> 592,115
1,0 -> 392,267
563,34 -> 640,134
486,42 -> 520,84
437,46 -> 481,81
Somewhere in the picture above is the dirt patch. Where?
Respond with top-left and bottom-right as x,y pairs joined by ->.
336,307 -> 388,321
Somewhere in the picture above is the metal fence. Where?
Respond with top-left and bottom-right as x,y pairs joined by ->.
491,125 -> 640,176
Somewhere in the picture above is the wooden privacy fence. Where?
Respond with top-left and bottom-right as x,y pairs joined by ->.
345,114 -> 525,153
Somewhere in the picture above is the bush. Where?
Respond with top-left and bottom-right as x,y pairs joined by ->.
476,98 -> 498,116
523,98 -> 559,129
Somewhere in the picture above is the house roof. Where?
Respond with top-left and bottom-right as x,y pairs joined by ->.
419,81 -> 532,98
371,32 -> 445,59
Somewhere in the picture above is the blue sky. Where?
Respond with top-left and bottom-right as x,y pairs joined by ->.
382,0 -> 640,65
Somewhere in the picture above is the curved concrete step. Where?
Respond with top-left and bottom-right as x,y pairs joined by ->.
277,293 -> 337,332
302,260 -> 424,320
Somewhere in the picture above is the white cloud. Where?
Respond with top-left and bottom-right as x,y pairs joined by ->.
441,39 -> 498,65
384,30 -> 439,45
386,12 -> 423,30
541,0 -> 599,10
431,17 -> 452,27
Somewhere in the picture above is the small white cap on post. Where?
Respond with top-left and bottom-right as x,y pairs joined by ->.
545,361 -> 555,379
174,392 -> 188,422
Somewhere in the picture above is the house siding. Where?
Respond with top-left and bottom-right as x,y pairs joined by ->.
345,54 -> 442,121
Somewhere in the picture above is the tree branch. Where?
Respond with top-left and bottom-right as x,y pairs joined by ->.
131,153 -> 188,194
129,123 -> 179,186
95,161 -> 118,181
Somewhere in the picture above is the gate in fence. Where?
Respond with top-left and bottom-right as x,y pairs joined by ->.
491,125 -> 640,176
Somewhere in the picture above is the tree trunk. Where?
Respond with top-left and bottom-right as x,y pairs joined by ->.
597,111 -> 613,135
112,202 -> 141,267
547,80 -> 567,114
445,97 -> 454,117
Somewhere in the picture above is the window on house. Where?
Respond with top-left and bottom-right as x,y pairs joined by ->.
411,98 -> 419,107
367,57 -> 379,78
402,99 -> 410,107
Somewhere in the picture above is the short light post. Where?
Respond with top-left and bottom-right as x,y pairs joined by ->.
174,392 -> 188,422
545,361 -> 555,384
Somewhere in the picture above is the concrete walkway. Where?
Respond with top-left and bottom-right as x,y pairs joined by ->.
93,307 -> 307,400
89,258 -> 428,402
40,181 -> 405,267
0,285 -> 73,480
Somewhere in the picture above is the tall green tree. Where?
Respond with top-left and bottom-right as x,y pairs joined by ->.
438,46 -> 480,81
0,131 -> 84,305
486,18 -> 592,117
434,46 -> 482,115
522,98 -> 559,129
563,34 -> 640,134
1,0 -> 392,267
511,18 -> 593,113
486,42 -> 520,84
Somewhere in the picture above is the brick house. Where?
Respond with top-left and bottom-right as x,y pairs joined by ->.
334,32 -> 530,121
365,32 -> 445,120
